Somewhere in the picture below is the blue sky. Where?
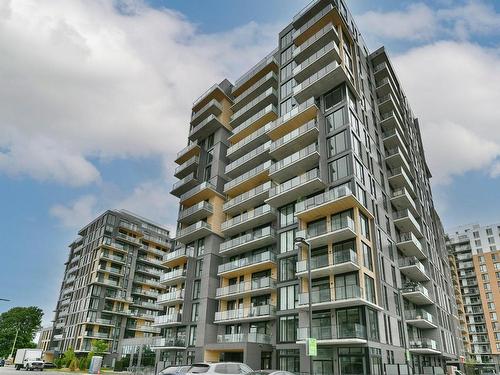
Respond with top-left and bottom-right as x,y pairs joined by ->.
0,0 -> 499,327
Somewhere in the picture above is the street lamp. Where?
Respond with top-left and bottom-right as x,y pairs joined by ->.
294,235 -> 314,375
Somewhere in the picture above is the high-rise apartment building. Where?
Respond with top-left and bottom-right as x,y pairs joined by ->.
447,223 -> 500,373
48,210 -> 172,364
157,1 -> 461,373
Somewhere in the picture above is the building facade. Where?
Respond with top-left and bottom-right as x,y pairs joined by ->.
447,223 -> 500,373
38,327 -> 53,352
48,210 -> 172,364
157,0 -> 461,373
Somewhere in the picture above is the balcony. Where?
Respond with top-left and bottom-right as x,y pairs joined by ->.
127,324 -> 161,334
298,286 -> 382,311
163,246 -> 193,268
176,221 -> 215,244
409,338 -> 441,354
232,71 -> 278,113
225,141 -> 271,178
159,269 -> 186,286
151,337 -> 187,349
133,277 -> 163,289
157,289 -> 185,306
232,50 -> 278,97
292,4 -> 336,46
221,204 -> 276,236
136,256 -> 163,267
383,127 -> 408,157
297,324 -> 367,345
192,83 -> 230,113
293,62 -> 357,103
391,187 -> 417,215
295,184 -> 371,222
397,232 -> 426,259
84,332 -> 112,340
190,99 -> 222,127
376,76 -> 401,105
219,227 -> 276,256
230,88 -> 278,128
388,167 -> 415,197
296,249 -> 359,277
380,110 -> 405,136
385,147 -> 411,176
86,317 -> 115,326
398,257 -> 430,282
100,252 -> 125,264
132,288 -> 159,298
401,283 -> 434,305
105,291 -> 133,303
293,41 -> 341,82
174,155 -> 199,180
153,313 -> 183,327
378,94 -> 403,124
214,305 -> 276,323
227,123 -> 272,161
224,161 -> 271,197
267,97 -> 317,140
393,209 -> 422,238
216,333 -> 272,345
218,251 -> 276,278
116,232 -> 142,246
223,181 -> 274,215
293,23 -> 340,63
170,173 -> 199,197
266,168 -> 325,207
216,277 -> 276,300
189,114 -> 225,141
96,278 -> 120,288
178,201 -> 213,225
269,144 -> 320,183
296,216 -> 356,248
229,104 -> 278,144
180,180 -> 223,207
270,120 -> 318,160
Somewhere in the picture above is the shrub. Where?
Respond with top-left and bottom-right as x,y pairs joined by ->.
69,358 -> 79,371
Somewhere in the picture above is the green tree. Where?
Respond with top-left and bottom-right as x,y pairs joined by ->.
91,339 -> 109,356
62,347 -> 76,368
0,306 -> 43,358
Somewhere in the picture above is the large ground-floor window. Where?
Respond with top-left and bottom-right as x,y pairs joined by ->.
277,349 -> 299,373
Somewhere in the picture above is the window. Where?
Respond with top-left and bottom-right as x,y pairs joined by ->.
279,285 -> 298,310
324,87 -> 343,110
365,275 -> 376,303
328,131 -> 347,157
280,203 -> 296,227
329,155 -> 350,182
280,30 -> 293,47
326,107 -> 345,132
195,259 -> 203,277
280,256 -> 297,281
281,46 -> 293,64
192,280 -> 201,299
280,229 -> 297,253
354,158 -> 364,183
473,231 -> 480,238
281,62 -> 295,81
191,303 -> 199,322
280,79 -> 294,98
196,238 -> 205,256
367,308 -> 379,341
188,326 -> 197,346
279,315 -> 298,342
335,272 -> 359,299
360,213 -> 370,239
362,243 -> 373,270
277,349 -> 299,373
280,97 -> 296,115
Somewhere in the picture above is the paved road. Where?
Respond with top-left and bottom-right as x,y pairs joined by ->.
0,366 -> 56,375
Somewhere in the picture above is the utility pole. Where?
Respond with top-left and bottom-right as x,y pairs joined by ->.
9,325 -> 20,359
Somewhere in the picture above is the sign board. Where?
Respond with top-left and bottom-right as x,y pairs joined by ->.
306,338 -> 317,357
88,356 -> 103,374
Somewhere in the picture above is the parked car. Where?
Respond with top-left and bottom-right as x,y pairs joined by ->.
159,365 -> 191,375
186,363 -> 252,374
42,362 -> 56,369
248,371 -> 295,375
0,359 -> 5,367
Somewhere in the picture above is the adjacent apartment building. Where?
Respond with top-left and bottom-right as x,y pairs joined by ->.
155,0 -> 461,373
48,210 -> 172,364
447,223 -> 500,373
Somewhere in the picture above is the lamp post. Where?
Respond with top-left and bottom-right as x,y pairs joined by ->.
295,235 -> 314,375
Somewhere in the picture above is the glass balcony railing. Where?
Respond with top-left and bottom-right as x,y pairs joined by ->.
293,4 -> 333,40
405,309 -> 434,323
163,246 -> 194,263
219,227 -> 275,254
269,144 -> 318,175
218,251 -> 276,274
216,277 -> 276,297
295,184 -> 352,213
268,168 -> 320,197
221,204 -> 275,231
154,313 -> 182,326
225,141 -> 271,175
233,49 -> 278,91
157,290 -> 185,304
270,119 -> 317,153
224,161 -> 271,193
152,337 -> 186,348
302,216 -> 355,239
409,338 -> 438,350
214,305 -> 276,322
297,249 -> 357,273
217,332 -> 272,344
297,323 -> 366,341
178,202 -> 213,221
223,181 -> 273,212
160,269 -> 186,283
299,285 -> 363,305
180,180 -> 219,203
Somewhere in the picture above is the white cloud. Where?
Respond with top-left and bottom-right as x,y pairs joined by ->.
0,0 -> 277,186
392,41 -> 500,183
50,195 -> 98,228
357,1 -> 500,45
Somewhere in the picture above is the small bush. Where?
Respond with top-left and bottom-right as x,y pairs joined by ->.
69,358 -> 79,371
54,358 -> 63,369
